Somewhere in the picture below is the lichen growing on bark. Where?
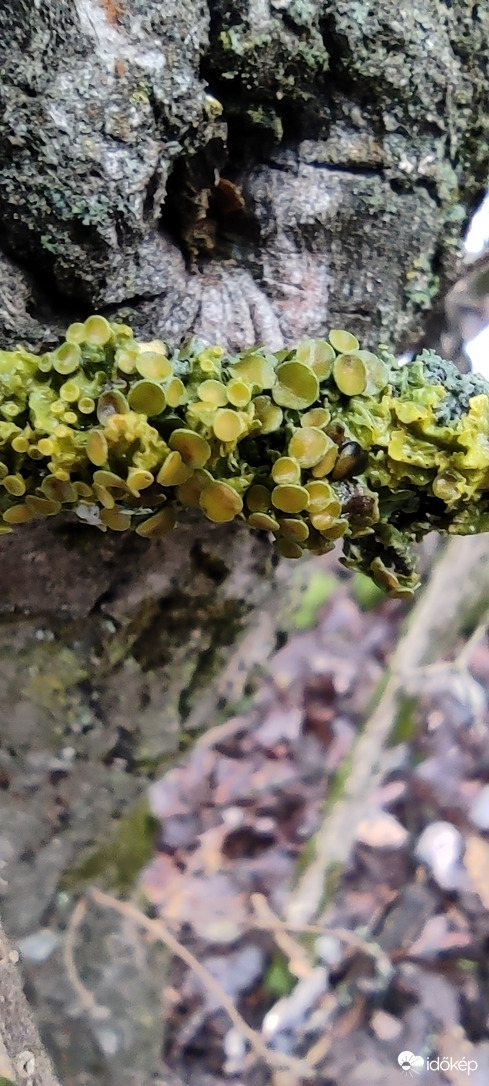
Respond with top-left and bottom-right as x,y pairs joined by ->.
3,317 -> 489,595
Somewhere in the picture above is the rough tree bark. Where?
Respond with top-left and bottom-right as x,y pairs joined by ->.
1,2 -> 489,1084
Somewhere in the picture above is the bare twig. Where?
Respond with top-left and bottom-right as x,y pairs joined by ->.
73,889 -> 318,1081
251,893 -> 314,979
63,896 -> 100,1015
64,900 -> 188,1086
65,887 -> 392,1083
250,894 -> 392,978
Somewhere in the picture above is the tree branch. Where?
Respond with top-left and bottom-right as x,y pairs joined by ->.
286,534 -> 489,926
3,321 -> 489,594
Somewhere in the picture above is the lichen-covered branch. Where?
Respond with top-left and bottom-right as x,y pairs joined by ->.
2,316 -> 489,594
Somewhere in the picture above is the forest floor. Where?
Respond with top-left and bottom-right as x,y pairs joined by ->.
136,551 -> 489,1086
4,545 -> 489,1086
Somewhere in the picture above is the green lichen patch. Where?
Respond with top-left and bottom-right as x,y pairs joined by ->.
62,798 -> 159,895
4,317 -> 489,595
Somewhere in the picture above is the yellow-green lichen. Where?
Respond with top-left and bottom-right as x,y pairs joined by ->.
3,317 -> 489,595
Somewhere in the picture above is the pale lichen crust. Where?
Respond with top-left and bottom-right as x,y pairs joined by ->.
1,316 -> 489,596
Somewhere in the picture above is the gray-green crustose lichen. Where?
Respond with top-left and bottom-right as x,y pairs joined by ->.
2,316 -> 489,596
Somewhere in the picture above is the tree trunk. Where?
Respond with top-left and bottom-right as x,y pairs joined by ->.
1,2 -> 489,1084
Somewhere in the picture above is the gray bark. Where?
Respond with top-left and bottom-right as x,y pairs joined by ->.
1,1 -> 488,353
0,917 -> 62,1086
1,2 -> 489,1084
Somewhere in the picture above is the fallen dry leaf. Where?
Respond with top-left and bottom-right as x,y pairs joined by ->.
408,914 -> 471,960
463,835 -> 489,909
356,811 -> 409,850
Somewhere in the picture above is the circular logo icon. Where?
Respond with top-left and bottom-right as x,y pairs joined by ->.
398,1051 -> 425,1074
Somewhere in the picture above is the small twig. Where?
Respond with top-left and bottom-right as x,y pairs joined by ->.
305,1029 -> 333,1068
251,893 -> 313,978
250,894 -> 392,978
86,888 -> 317,1080
63,897 -> 98,1014
251,895 -> 390,1072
